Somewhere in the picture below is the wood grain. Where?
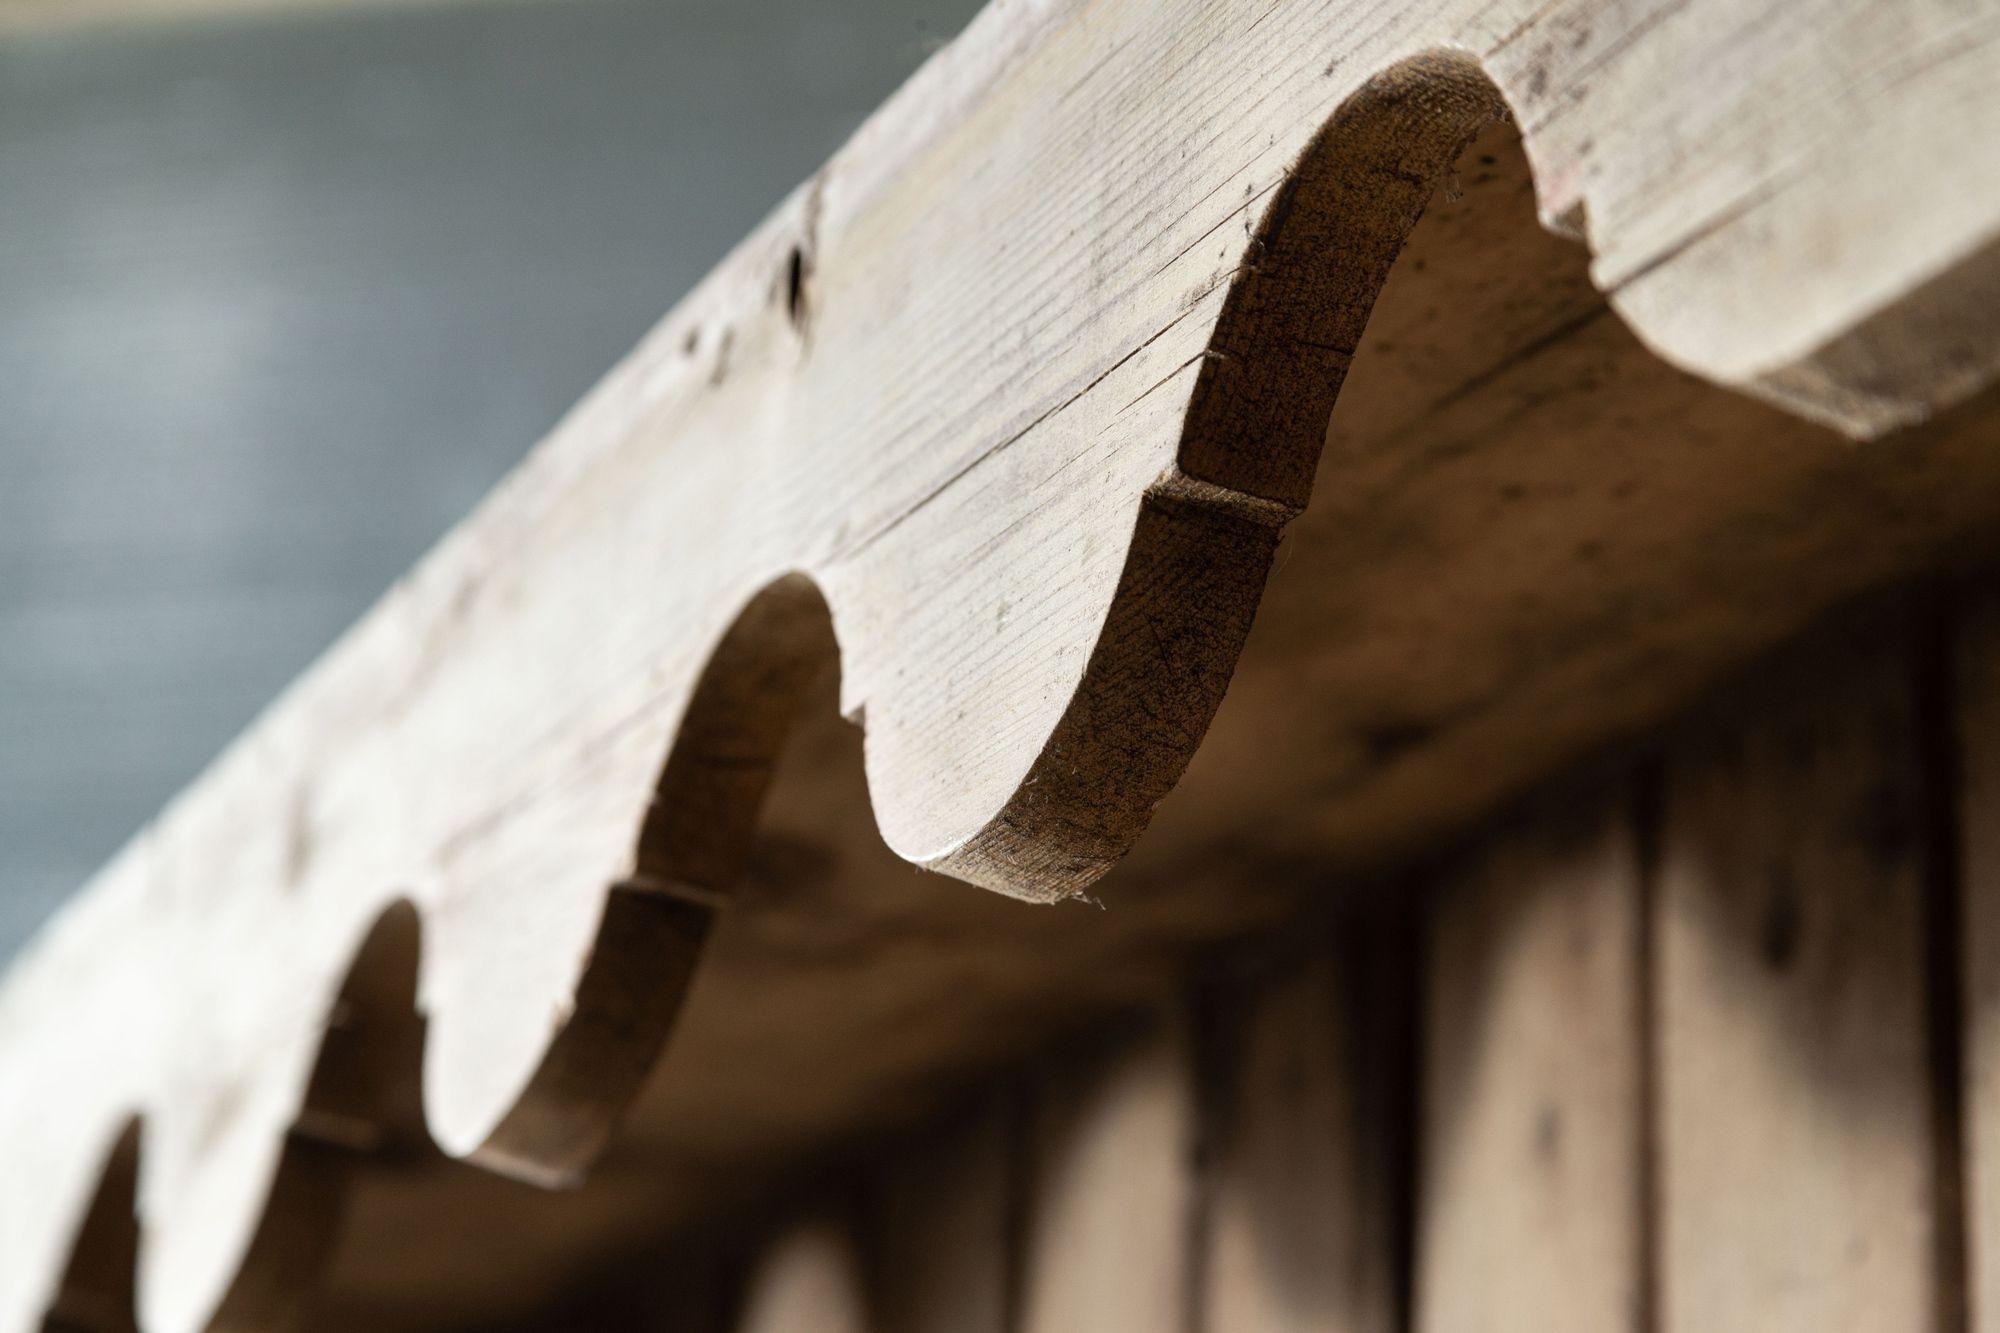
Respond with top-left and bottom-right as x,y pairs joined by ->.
1415,792 -> 1645,1333
1202,934 -> 1402,1333
702,604 -> 1981,1333
1655,640 -> 1940,1331
3,0 -> 1999,1323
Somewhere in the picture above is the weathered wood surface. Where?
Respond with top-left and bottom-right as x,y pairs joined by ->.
1656,640 -> 1941,1332
6,0 -> 2000,1324
1018,1028 -> 1195,1333
734,1218 -> 870,1333
1960,594 -> 2000,1333
717,600 -> 1975,1333
1416,793 -> 1645,1332
869,1099 -> 1016,1333
1203,932 -> 1404,1333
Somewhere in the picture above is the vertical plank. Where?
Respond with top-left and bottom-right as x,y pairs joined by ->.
735,1216 -> 870,1333
1416,792 -> 1646,1333
1657,643 -> 1938,1331
1019,1023 -> 1195,1333
1202,931 -> 1402,1333
870,1095 -> 1017,1333
1960,593 -> 2000,1333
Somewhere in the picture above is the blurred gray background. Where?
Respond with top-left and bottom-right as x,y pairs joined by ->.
0,0 -> 983,960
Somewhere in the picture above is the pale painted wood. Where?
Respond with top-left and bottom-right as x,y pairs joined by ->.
2,0 -> 1999,1324
1656,643 -> 1939,1332
1415,793 -> 1645,1333
1019,1027 -> 1193,1333
1203,941 -> 1399,1333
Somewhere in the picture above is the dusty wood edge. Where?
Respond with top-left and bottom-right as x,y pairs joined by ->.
3,0 -> 1997,1327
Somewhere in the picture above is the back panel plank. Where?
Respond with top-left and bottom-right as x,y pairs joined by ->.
1416,794 -> 1645,1333
1019,1026 -> 1194,1333
868,1097 -> 1017,1333
1960,591 -> 2000,1333
734,1217 -> 871,1333
9,0 -> 2000,1318
1202,934 -> 1401,1333
1656,644 -> 1939,1332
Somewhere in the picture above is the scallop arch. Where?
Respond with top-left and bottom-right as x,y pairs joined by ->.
425,50 -> 1554,1202
455,572 -> 841,1187
137,900 -> 427,1333
79,52 -> 1583,1328
914,50 -> 1534,898
415,51 -> 1550,1203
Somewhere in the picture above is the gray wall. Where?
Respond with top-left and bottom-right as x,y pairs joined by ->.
0,0 -> 982,959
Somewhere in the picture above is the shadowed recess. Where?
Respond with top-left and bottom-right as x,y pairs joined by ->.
41,1120 -> 141,1333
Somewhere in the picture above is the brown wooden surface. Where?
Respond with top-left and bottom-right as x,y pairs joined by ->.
1961,592 -> 2000,1333
1416,793 -> 1644,1332
1657,639 -> 1940,1332
735,1219 -> 870,1333
869,1100 -> 1016,1333
1203,940 -> 1401,1333
711,594 -> 1983,1333
6,0 -> 2000,1322
275,117 -> 2000,1323
1018,1027 -> 1195,1333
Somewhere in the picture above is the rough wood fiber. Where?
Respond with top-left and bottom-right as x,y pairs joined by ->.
1656,643 -> 1939,1332
1415,792 -> 1645,1333
4,0 -> 2000,1324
